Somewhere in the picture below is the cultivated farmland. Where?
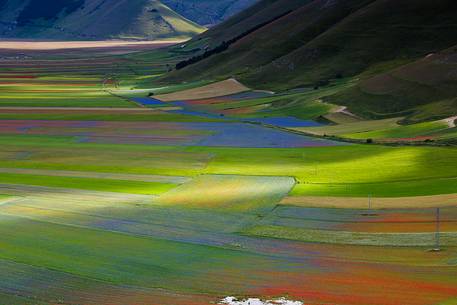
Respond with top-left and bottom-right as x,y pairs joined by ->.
0,40 -> 456,305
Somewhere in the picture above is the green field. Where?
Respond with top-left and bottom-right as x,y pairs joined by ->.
0,214 -> 264,293
0,39 -> 455,305
299,117 -> 455,143
0,172 -> 176,195
345,120 -> 450,140
243,225 -> 457,247
1,132 -> 456,197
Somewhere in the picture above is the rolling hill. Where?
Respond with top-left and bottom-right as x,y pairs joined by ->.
0,0 -> 206,40
325,45 -> 457,121
162,0 -> 457,121
161,0 -> 258,27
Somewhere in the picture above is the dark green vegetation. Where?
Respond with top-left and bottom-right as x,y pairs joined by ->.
17,0 -> 84,26
0,0 -> 205,40
325,46 -> 457,121
163,0 -> 457,122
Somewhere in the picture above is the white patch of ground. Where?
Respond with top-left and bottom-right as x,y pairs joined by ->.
255,89 -> 276,95
443,116 -> 457,128
220,297 -> 303,305
333,106 -> 360,119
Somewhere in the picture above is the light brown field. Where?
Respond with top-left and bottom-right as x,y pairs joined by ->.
281,194 -> 457,209
155,78 -> 250,101
0,40 -> 184,51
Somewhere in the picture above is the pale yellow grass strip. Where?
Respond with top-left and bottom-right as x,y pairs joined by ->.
281,194 -> 457,209
0,40 -> 184,50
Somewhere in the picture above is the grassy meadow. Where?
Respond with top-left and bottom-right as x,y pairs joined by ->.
0,42 -> 455,305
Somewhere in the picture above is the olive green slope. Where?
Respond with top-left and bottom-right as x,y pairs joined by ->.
0,0 -> 205,40
324,45 -> 457,122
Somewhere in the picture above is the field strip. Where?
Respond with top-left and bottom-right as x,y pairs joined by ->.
281,194 -> 457,209
156,174 -> 295,212
0,107 -> 155,111
0,183 -> 154,203
0,202 -> 253,251
155,78 -> 250,101
0,168 -> 190,184
0,40 -> 185,50
243,225 -> 457,247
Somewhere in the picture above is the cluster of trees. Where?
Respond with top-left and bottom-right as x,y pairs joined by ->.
175,10 -> 292,70
176,41 -> 230,70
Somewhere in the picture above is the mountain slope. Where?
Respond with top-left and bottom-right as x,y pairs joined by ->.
0,0 -> 206,40
162,0 -> 457,121
325,45 -> 457,122
161,0 -> 258,27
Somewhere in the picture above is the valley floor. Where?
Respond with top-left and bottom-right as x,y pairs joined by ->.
0,42 -> 456,305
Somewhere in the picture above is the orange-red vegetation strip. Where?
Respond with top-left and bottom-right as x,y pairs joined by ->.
339,212 -> 457,233
0,75 -> 36,79
255,263 -> 457,305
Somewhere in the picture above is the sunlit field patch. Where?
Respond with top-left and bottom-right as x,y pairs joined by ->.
155,79 -> 250,101
0,172 -> 176,195
156,174 -> 295,212
345,120 -> 450,141
0,194 -> 12,202
299,117 -> 454,142
199,145 -> 457,197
